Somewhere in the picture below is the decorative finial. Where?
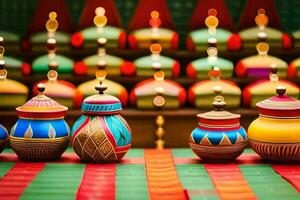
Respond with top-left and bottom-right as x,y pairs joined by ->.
37,83 -> 46,94
212,86 -> 226,110
207,47 -> 218,66
0,69 -> 7,80
0,37 -> 4,46
150,43 -> 162,54
97,38 -> 107,47
208,66 -> 221,80
0,46 -> 5,59
46,11 -> 58,34
150,10 -> 161,41
47,70 -> 58,81
155,115 -> 165,149
94,7 -> 107,33
256,42 -> 269,56
205,9 -> 219,36
95,70 -> 107,94
48,61 -> 58,71
276,85 -> 286,96
255,8 -> 268,29
153,95 -> 166,108
149,10 -> 161,28
269,63 -> 279,82
154,71 -> 165,81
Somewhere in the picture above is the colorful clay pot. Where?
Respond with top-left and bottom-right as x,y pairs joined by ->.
0,124 -> 9,153
71,71 -> 131,163
188,66 -> 241,109
248,86 -> 300,162
130,71 -> 186,109
189,87 -> 247,162
0,60 -> 29,109
10,84 -> 69,161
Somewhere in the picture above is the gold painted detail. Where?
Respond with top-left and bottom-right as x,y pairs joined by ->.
73,117 -> 117,162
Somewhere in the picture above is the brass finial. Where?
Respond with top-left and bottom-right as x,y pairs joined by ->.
256,42 -> 269,56
206,9 -> 218,36
155,115 -> 165,149
212,86 -> 226,110
46,11 -> 58,34
0,46 -> 4,59
0,69 -> 7,80
154,71 -> 165,81
255,8 -> 268,29
94,7 -> 107,28
149,10 -> 161,28
276,85 -> 286,96
47,70 -> 58,81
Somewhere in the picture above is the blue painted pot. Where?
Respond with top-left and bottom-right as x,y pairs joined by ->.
10,84 -> 69,161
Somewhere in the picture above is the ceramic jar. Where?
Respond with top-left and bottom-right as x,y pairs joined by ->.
248,86 -> 300,162
189,87 -> 247,162
10,84 -> 69,161
71,71 -> 131,163
0,124 -> 8,153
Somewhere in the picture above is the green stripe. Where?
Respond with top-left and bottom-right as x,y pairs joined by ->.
176,164 -> 219,200
243,148 -> 255,154
172,148 -> 196,158
2,148 -> 14,153
116,164 -> 148,200
124,149 -> 144,158
20,164 -> 85,200
0,162 -> 15,177
239,164 -> 300,200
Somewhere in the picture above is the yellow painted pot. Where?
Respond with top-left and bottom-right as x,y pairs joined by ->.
248,86 -> 300,162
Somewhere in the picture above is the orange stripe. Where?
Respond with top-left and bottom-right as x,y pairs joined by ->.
144,149 -> 187,200
205,164 -> 257,200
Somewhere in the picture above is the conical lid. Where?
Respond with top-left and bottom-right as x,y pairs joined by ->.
81,70 -> 122,115
197,86 -> 240,130
16,83 -> 67,119
257,86 -> 300,118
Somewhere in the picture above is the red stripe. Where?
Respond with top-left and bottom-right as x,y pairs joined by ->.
0,163 -> 45,199
72,116 -> 91,143
99,116 -> 117,147
272,165 -> 300,192
205,164 -> 257,200
76,164 -> 116,200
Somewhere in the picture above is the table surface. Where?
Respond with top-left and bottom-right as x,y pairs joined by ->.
0,148 -> 300,200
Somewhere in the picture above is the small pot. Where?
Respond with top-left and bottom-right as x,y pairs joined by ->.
189,87 -> 247,162
248,86 -> 300,162
0,124 -> 8,153
10,84 -> 69,161
71,71 -> 131,163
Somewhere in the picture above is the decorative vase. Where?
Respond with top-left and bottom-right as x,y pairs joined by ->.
10,84 -> 69,161
71,71 -> 131,163
0,124 -> 8,153
189,87 -> 247,162
248,86 -> 300,162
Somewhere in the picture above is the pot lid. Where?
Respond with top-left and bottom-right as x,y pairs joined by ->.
257,86 -> 300,118
197,86 -> 240,130
16,83 -> 68,119
81,70 -> 122,115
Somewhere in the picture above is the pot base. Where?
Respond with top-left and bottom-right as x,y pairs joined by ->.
250,140 -> 300,163
189,142 -> 247,163
10,136 -> 69,161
